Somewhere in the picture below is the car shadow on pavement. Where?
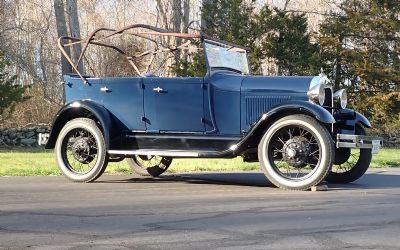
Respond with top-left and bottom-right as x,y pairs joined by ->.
328,171 -> 400,190
99,171 -> 400,190
99,172 -> 272,187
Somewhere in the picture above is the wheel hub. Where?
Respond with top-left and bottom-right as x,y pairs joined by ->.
72,138 -> 95,164
282,136 -> 311,167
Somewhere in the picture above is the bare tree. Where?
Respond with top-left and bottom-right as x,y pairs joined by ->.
182,0 -> 190,33
282,0 -> 290,11
172,0 -> 182,32
0,0 -> 203,125
53,0 -> 72,76
66,0 -> 84,73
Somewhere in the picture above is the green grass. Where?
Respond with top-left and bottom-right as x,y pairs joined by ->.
369,148 -> 400,168
0,148 -> 398,177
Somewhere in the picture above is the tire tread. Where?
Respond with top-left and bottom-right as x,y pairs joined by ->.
258,114 -> 334,191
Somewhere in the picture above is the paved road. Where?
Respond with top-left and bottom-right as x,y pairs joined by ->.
1,169 -> 400,249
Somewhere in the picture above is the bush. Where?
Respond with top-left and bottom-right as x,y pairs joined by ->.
1,86 -> 60,128
352,92 -> 400,134
0,51 -> 27,123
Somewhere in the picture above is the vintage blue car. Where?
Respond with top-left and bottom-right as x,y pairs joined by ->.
42,24 -> 381,190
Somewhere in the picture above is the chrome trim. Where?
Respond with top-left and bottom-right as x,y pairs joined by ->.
70,102 -> 81,108
336,142 -> 374,149
333,89 -> 347,109
153,87 -> 164,93
336,134 -> 382,150
319,74 -> 331,86
307,83 -> 326,105
229,144 -> 238,151
108,149 -> 199,157
158,131 -> 204,135
100,86 -> 110,92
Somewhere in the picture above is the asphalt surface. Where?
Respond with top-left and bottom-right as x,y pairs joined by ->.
1,169 -> 400,250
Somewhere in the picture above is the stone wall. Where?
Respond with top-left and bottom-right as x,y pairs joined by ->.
0,126 -> 50,148
381,133 -> 400,148
0,126 -> 398,149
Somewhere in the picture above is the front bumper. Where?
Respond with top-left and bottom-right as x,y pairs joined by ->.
336,134 -> 382,154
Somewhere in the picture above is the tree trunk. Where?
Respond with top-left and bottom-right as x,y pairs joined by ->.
53,0 -> 72,76
172,0 -> 182,61
181,0 -> 190,64
66,0 -> 84,73
155,0 -> 170,48
334,35 -> 344,90
201,0 -> 211,31
282,0 -> 290,11
182,0 -> 190,33
172,0 -> 182,33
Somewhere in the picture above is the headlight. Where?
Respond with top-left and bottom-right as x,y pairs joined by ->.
334,89 -> 347,109
307,83 -> 326,106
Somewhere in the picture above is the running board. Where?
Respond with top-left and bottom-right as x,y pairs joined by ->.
108,149 -> 235,158
108,150 -> 199,157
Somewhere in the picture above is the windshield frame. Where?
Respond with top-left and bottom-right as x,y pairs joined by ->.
202,39 -> 250,75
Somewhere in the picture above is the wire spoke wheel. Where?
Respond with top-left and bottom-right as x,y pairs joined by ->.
331,149 -> 360,173
62,128 -> 99,175
55,118 -> 108,182
258,115 -> 334,191
269,126 -> 321,181
327,126 -> 372,184
127,155 -> 172,177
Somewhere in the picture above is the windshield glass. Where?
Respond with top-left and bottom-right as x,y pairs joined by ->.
203,40 -> 249,74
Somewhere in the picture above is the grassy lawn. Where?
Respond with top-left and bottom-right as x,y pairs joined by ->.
0,148 -> 399,177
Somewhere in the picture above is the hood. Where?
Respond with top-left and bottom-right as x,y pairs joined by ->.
241,75 -> 317,94
240,75 -> 320,130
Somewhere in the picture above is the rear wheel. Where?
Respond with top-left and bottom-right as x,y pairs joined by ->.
127,155 -> 172,177
258,115 -> 334,191
327,126 -> 372,183
55,118 -> 108,182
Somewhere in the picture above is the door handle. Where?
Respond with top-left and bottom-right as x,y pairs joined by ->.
153,87 -> 164,93
100,86 -> 111,92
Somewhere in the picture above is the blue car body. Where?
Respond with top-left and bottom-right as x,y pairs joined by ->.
43,24 -> 383,189
45,24 -> 374,161
45,67 -> 368,159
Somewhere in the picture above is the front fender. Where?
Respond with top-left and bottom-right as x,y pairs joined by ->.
261,100 -> 336,124
339,109 -> 372,129
45,100 -> 112,150
355,111 -> 372,128
235,100 -> 335,153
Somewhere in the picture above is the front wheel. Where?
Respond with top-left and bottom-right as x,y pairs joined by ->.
127,155 -> 172,177
258,115 -> 334,191
55,118 -> 108,182
327,126 -> 372,183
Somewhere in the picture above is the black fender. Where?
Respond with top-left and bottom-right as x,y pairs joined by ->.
235,100 -> 335,153
355,111 -> 372,128
45,100 -> 112,150
338,109 -> 372,129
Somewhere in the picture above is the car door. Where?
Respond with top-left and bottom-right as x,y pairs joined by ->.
95,77 -> 146,131
143,77 -> 205,133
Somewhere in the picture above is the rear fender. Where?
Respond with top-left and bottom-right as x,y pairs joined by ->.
45,100 -> 112,149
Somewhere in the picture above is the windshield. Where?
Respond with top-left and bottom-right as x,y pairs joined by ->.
203,40 -> 249,74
